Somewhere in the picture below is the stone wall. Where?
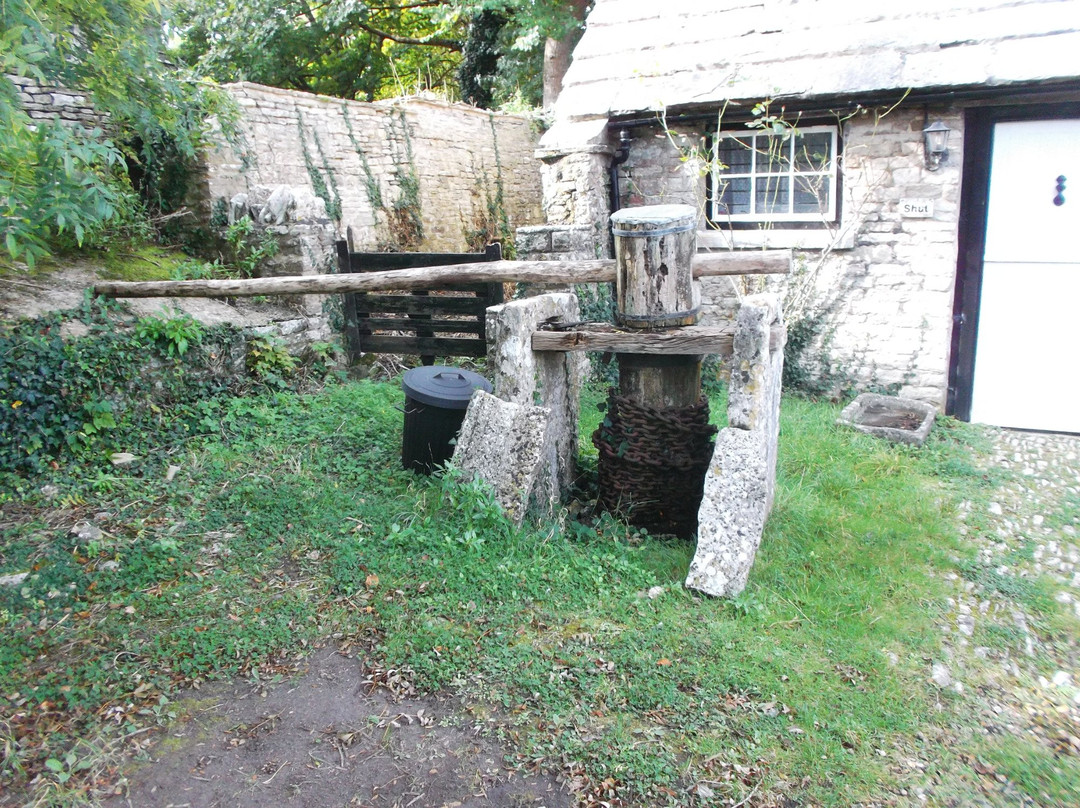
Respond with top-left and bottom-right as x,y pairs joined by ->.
6,75 -> 108,129
199,83 -> 545,255
535,106 -> 963,406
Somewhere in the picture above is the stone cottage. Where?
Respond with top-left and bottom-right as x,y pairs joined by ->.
520,0 -> 1080,433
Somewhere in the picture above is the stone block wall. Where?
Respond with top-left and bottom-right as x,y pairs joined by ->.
199,83 -> 545,255
607,106 -> 962,406
515,224 -> 603,261
538,148 -> 613,231
6,75 -> 108,129
536,106 -> 964,407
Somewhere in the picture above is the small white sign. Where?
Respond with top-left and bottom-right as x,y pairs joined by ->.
900,198 -> 934,218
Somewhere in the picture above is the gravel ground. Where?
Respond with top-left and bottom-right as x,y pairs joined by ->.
932,428 -> 1080,802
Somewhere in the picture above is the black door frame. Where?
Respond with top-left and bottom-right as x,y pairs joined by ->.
948,101 -> 1080,419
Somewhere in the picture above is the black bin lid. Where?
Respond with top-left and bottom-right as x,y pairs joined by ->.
402,366 -> 492,410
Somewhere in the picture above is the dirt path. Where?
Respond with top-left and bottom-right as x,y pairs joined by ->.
105,647 -> 569,808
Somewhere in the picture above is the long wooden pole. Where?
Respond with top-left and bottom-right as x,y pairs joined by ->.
92,251 -> 790,299
531,324 -> 786,355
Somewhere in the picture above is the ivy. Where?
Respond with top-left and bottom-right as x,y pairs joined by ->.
462,115 -> 515,258
0,297 -> 332,482
487,113 -> 514,257
0,299 -> 227,475
341,103 -> 383,213
295,107 -> 341,222
311,127 -> 343,222
386,108 -> 423,249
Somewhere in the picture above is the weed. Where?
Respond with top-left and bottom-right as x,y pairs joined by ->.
956,560 -> 1056,615
246,335 -> 298,381
134,309 -> 204,357
171,219 -> 279,281
1045,490 -> 1080,530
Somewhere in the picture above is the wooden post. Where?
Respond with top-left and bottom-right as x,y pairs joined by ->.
593,204 -> 716,538
611,204 -> 701,408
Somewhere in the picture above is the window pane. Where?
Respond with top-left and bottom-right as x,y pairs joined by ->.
794,176 -> 831,214
759,134 -> 790,172
716,136 -> 752,173
715,176 -> 751,215
755,176 -> 789,214
794,132 -> 833,172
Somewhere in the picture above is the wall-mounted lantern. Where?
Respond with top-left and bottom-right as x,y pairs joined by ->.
922,121 -> 951,171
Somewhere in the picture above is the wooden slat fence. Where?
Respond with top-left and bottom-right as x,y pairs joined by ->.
335,241 -> 504,365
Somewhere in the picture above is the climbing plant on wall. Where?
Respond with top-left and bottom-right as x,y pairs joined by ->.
463,114 -> 515,257
341,103 -> 384,215
295,108 -> 342,222
386,108 -> 424,249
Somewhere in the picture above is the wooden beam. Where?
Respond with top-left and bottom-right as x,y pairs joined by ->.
531,323 -> 785,356
92,251 -> 791,299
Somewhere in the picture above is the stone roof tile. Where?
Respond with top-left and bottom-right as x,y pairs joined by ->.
554,0 -> 1080,121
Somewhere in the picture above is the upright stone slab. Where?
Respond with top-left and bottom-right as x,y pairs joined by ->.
452,391 -> 548,525
727,294 -> 785,514
686,293 -> 785,597
486,293 -> 585,515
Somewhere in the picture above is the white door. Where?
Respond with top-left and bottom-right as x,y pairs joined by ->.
970,119 -> 1080,433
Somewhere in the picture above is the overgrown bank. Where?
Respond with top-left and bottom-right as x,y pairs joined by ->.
0,296 -> 338,482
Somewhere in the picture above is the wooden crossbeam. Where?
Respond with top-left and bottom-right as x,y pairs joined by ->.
92,251 -> 791,299
532,323 -> 786,356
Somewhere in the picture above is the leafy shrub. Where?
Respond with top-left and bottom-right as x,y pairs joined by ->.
1,1 -> 234,264
246,335 -> 297,381
134,310 -> 204,357
168,219 -> 279,281
171,258 -> 225,281
224,218 -> 279,278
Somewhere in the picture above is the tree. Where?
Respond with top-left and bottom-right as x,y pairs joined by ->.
459,9 -> 507,107
173,0 -> 462,101
542,0 -> 589,107
1,0 -> 222,265
173,0 -> 586,108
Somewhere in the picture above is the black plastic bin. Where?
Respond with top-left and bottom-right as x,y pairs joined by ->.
401,366 -> 492,474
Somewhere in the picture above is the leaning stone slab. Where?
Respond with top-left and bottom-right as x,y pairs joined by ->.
452,390 -> 549,525
685,428 -> 769,598
837,393 -> 936,446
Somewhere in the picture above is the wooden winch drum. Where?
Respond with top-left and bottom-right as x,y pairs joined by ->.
611,204 -> 701,329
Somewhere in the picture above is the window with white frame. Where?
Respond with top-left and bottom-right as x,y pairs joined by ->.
710,125 -> 839,224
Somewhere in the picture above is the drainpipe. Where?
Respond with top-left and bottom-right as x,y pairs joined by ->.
609,128 -> 632,255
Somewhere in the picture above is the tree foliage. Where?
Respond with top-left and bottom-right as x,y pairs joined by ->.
173,0 -> 584,106
1,0 -> 226,265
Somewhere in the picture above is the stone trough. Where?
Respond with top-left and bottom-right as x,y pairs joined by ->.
836,393 -> 937,446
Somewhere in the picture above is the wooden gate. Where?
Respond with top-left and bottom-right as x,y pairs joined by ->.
335,241 -> 504,365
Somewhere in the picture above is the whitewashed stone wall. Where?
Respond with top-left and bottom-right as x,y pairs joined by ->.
535,106 -> 963,407
199,83 -> 544,254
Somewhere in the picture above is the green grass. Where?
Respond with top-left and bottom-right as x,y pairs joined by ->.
98,244 -> 188,281
0,380 -> 1074,806
0,244 -> 187,282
